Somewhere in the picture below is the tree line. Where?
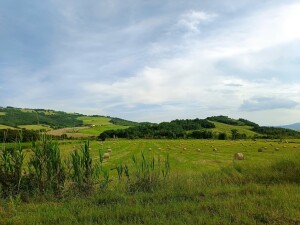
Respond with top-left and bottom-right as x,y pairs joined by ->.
99,119 -> 216,140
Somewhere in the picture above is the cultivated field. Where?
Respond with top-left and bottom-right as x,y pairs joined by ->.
1,139 -> 300,224
0,124 -> 15,130
18,124 -> 51,131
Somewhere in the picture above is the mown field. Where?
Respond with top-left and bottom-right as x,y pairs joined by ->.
0,125 -> 15,130
1,139 -> 300,224
18,124 -> 51,131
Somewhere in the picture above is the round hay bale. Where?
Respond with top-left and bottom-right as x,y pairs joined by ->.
234,152 -> 244,160
103,153 -> 110,159
213,148 -> 218,151
107,148 -> 112,152
197,148 -> 201,152
148,148 -> 152,151
275,148 -> 279,151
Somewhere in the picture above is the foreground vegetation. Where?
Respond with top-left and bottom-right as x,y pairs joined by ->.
0,137 -> 300,224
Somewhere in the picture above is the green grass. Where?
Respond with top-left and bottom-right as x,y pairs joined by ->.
210,121 -> 259,137
76,116 -> 129,135
0,112 -> 5,116
57,139 -> 300,173
1,139 -> 300,224
0,124 -> 16,130
2,181 -> 299,225
18,124 -> 52,131
40,110 -> 56,115
79,125 -> 129,135
78,116 -> 112,126
19,109 -> 34,113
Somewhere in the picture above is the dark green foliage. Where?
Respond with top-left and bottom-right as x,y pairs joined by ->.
0,107 -> 83,128
207,115 -> 259,127
70,141 -> 93,190
28,135 -> 65,195
99,119 -> 215,140
218,132 -> 227,140
252,126 -> 300,138
207,115 -> 245,126
0,139 -> 24,196
238,118 -> 259,127
110,117 -> 139,126
231,129 -> 247,140
0,129 -> 39,143
170,118 -> 215,129
188,130 -> 213,139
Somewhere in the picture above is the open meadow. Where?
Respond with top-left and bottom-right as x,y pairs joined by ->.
1,138 -> 300,224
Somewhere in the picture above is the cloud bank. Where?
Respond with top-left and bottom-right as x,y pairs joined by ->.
1,0 -> 300,125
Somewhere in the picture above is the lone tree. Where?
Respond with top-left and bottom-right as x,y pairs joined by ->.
231,129 -> 239,140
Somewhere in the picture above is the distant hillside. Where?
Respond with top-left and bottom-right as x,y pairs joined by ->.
0,107 -> 138,138
100,115 -> 300,140
280,123 -> 300,131
1,107 -> 299,139
206,115 -> 259,127
0,107 -> 83,129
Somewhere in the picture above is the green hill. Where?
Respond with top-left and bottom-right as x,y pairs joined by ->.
0,107 -> 83,128
1,107 -> 299,139
209,121 -> 259,137
0,107 -> 136,137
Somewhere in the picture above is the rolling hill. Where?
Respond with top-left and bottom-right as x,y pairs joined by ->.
280,123 -> 300,131
1,107 -> 299,139
0,106 -> 136,137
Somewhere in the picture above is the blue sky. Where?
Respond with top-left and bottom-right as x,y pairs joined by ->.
1,0 -> 300,125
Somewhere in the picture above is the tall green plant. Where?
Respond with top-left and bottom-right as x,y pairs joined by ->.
70,141 -> 93,190
0,131 -> 25,196
128,152 -> 170,192
28,134 -> 65,195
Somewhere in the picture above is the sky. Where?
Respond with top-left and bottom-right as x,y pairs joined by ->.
1,0 -> 300,126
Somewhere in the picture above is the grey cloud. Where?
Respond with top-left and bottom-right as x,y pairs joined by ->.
240,97 -> 298,111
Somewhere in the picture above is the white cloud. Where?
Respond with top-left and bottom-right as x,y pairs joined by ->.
177,10 -> 217,32
81,2 -> 300,125
2,1 -> 300,125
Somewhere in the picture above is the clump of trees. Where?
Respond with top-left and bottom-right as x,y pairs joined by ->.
0,129 -> 40,142
252,126 -> 300,139
110,117 -> 139,126
99,119 -> 215,140
206,115 -> 259,127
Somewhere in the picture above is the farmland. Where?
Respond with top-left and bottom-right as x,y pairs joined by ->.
1,108 -> 300,224
18,124 -> 51,131
1,138 -> 300,224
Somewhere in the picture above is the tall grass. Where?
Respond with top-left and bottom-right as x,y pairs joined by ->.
127,152 -> 170,192
70,141 -> 94,191
0,131 -> 24,196
28,134 -> 65,195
